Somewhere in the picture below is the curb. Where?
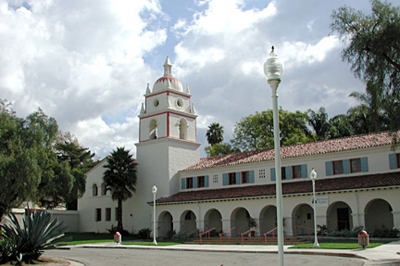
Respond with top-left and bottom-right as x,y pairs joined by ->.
75,244 -> 367,260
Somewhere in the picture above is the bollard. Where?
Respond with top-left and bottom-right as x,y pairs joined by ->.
114,231 -> 122,244
358,230 -> 369,249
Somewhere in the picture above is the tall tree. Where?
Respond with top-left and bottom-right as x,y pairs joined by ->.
231,109 -> 312,152
29,110 -> 75,209
331,0 -> 400,132
54,133 -> 97,210
348,80 -> 389,134
103,147 -> 137,233
307,107 -> 331,141
206,123 -> 224,146
0,101 -> 70,218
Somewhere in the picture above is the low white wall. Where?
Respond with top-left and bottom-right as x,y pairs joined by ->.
49,210 -> 79,232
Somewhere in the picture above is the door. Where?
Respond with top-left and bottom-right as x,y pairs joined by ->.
337,208 -> 350,230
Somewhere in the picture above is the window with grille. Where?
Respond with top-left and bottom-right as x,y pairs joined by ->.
258,169 -> 266,178
213,174 -> 218,183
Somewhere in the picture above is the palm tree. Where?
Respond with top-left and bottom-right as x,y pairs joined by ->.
206,123 -> 224,146
307,107 -> 331,140
103,147 -> 137,233
348,80 -> 388,134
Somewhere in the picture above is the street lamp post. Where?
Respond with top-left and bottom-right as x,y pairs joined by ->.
152,184 -> 158,245
310,169 -> 320,248
263,46 -> 284,266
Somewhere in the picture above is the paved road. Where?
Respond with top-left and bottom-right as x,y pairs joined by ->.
46,247 -> 366,266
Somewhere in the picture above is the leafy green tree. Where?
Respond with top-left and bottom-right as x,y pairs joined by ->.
0,101 -> 41,218
328,114 -> 354,139
0,101 -> 68,218
307,107 -> 331,141
54,133 -> 97,210
231,109 -> 312,152
27,110 -> 74,210
331,0 -> 400,132
206,123 -> 224,146
204,142 -> 239,157
103,147 -> 137,233
348,81 -> 389,134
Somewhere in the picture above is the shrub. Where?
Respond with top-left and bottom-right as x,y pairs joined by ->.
325,226 -> 364,238
106,225 -> 130,236
166,230 -> 176,239
137,228 -> 151,239
372,226 -> 399,238
172,231 -> 188,240
0,211 -> 68,264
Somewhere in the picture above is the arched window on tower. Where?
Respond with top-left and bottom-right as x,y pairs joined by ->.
149,119 -> 158,140
179,118 -> 188,140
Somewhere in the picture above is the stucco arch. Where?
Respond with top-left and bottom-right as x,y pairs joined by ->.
179,118 -> 188,140
180,210 -> 197,234
92,183 -> 98,196
327,201 -> 353,231
158,211 -> 173,238
364,198 -> 393,233
204,208 -> 222,232
292,204 -> 313,236
231,207 -> 251,236
259,205 -> 277,235
149,119 -> 158,139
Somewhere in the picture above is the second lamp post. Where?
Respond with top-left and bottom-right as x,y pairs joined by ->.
310,169 -> 320,247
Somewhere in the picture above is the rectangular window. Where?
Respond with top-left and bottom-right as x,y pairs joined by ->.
258,169 -> 266,178
397,154 -> 400,168
95,208 -> 101,222
186,177 -> 193,189
292,165 -> 302,178
197,176 -> 205,188
241,171 -> 249,184
332,160 -> 343,175
213,174 -> 218,183
105,208 -> 111,221
281,167 -> 287,180
350,158 -> 361,173
228,172 -> 236,185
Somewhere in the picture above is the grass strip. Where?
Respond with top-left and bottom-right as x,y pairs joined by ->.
290,242 -> 385,249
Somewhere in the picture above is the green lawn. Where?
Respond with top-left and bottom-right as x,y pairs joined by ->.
290,242 -> 386,249
55,233 -> 182,246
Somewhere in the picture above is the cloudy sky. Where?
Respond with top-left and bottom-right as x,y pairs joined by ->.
2,0 -> 398,159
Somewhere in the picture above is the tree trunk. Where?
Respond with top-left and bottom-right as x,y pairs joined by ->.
117,199 -> 123,232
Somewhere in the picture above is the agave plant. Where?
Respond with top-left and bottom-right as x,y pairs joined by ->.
0,210 -> 68,263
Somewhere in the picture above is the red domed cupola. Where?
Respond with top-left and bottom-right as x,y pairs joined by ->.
152,57 -> 183,93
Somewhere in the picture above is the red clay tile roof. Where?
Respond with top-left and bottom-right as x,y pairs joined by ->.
183,131 -> 398,171
155,171 -> 400,204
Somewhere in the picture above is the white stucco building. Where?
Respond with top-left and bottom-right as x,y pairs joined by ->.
78,57 -> 400,238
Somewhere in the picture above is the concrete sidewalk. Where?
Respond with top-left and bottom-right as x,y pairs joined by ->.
66,240 -> 400,265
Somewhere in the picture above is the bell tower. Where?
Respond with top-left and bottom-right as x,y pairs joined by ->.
138,57 -> 198,143
135,57 -> 200,203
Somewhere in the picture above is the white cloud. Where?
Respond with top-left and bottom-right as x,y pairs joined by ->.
1,0 -> 376,159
